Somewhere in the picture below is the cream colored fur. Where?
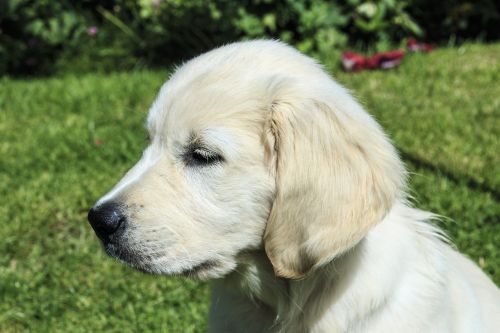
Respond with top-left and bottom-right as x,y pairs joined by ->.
93,40 -> 500,332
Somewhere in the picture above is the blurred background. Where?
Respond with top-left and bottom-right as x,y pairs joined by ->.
1,0 -> 500,76
0,1 -> 499,332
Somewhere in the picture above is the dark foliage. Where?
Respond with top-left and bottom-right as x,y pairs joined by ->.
0,0 -> 498,76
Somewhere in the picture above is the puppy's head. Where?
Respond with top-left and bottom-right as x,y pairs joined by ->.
88,41 -> 405,279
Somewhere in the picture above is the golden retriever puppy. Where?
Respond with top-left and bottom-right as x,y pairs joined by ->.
88,40 -> 500,332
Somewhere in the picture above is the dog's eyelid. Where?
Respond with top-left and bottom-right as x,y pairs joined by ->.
193,145 -> 223,156
193,147 -> 213,155
187,134 -> 223,157
183,144 -> 224,167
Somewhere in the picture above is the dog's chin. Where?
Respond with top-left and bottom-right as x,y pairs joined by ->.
175,260 -> 235,280
102,241 -> 234,280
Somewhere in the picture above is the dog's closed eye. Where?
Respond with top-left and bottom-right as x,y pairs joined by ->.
184,146 -> 224,167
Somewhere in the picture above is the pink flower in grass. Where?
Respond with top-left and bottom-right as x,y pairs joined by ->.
87,26 -> 98,37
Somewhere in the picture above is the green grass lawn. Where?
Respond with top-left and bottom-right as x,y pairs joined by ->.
1,43 -> 499,332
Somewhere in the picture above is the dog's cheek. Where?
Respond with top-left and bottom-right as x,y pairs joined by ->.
223,183 -> 274,250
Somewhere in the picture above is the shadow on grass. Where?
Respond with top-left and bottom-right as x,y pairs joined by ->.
400,149 -> 500,201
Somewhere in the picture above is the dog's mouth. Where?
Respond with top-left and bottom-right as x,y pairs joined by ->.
178,260 -> 219,277
102,241 -> 152,271
101,239 -> 222,278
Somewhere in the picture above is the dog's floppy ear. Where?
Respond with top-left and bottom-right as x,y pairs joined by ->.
263,80 -> 405,279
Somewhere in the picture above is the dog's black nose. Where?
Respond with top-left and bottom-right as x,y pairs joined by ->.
87,202 -> 126,241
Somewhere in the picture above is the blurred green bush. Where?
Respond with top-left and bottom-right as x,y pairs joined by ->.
0,0 -> 498,76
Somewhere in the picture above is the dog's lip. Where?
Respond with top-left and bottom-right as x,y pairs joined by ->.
102,240 -> 123,258
103,241 -> 153,270
179,260 -> 219,276
103,240 -> 220,277
99,236 -> 119,249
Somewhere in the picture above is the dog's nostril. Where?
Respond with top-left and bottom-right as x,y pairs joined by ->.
87,202 -> 126,241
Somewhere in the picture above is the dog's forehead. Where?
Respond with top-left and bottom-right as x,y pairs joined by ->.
147,77 -> 267,146
146,40 -> 329,144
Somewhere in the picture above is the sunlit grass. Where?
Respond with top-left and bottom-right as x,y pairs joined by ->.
0,43 -> 498,332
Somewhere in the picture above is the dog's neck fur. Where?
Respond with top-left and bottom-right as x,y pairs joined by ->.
210,203 -> 448,332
